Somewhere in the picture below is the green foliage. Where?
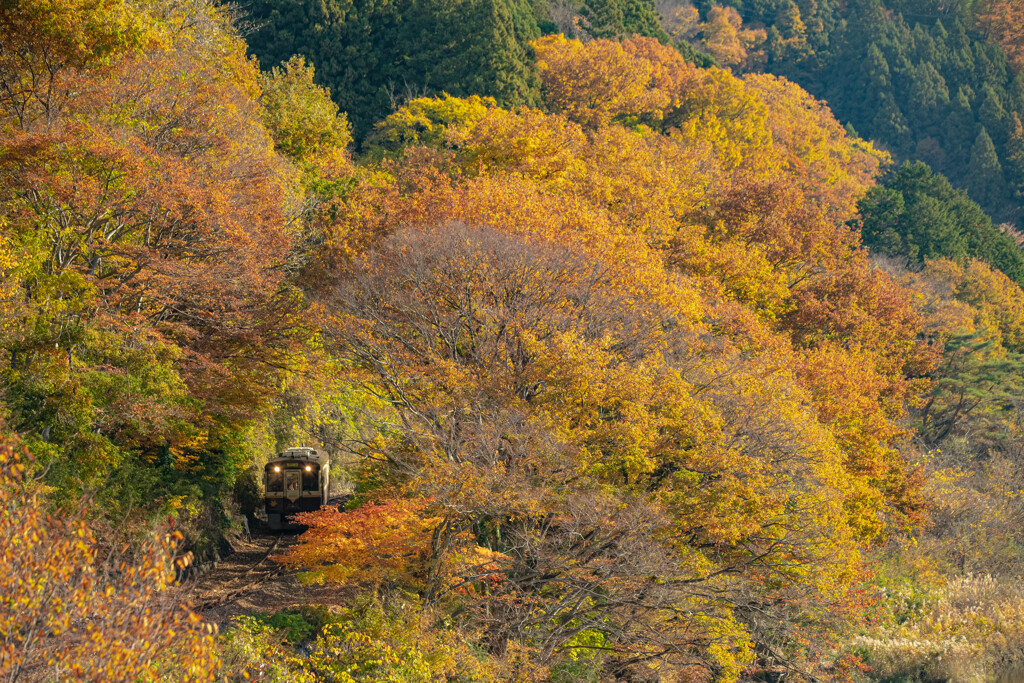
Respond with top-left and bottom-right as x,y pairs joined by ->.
220,596 -> 494,682
0,0 -> 317,549
16,0 -> 1024,679
244,0 -> 542,142
859,161 -> 1024,285
919,332 -> 1024,447
727,0 -> 1024,224
305,594 -> 494,682
364,94 -> 496,159
966,126 -> 1007,208
252,608 -> 323,644
548,629 -> 608,682
219,615 -> 314,682
233,466 -> 263,519
260,55 -> 353,168
581,0 -> 669,40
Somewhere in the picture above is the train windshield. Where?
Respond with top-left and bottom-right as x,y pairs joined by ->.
267,467 -> 283,492
302,465 -> 318,490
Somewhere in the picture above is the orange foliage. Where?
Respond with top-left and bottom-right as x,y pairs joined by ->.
278,500 -> 441,586
307,218 -> 881,676
534,34 -> 886,191
0,1 -> 307,435
0,441 -> 218,681
532,34 -> 678,127
277,27 -> 938,678
0,0 -> 146,129
330,70 -> 920,539
977,0 -> 1024,72
700,6 -> 766,69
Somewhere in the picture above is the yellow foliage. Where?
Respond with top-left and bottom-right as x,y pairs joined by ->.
306,36 -> 932,672
699,6 -> 766,69
533,34 -> 675,127
0,441 -> 219,681
925,258 -> 1024,352
367,93 -> 496,158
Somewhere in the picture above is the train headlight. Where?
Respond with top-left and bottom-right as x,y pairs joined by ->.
273,466 -> 280,472
305,465 -> 312,472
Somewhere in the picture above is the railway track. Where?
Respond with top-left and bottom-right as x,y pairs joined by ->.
188,531 -> 298,612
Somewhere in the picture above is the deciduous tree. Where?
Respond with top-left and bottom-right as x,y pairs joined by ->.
0,441 -> 219,681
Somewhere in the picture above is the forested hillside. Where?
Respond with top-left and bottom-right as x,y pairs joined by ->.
6,0 -> 1024,681
243,0 -> 692,140
699,0 -> 1024,226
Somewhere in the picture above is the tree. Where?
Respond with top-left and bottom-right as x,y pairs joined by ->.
364,94 -> 496,158
260,55 -> 353,171
737,0 -> 1024,224
699,6 -> 766,70
279,501 -> 440,585
966,127 -> 1008,209
244,0 -> 542,142
0,0 -> 147,129
0,441 -> 219,681
300,221 -> 876,679
978,0 -> 1024,73
912,307 -> 1024,449
927,258 -> 1024,354
1007,113 -> 1024,201
581,0 -> 669,40
532,34 -> 680,128
859,162 -> 1024,286
0,0 -> 311,525
774,0 -> 808,53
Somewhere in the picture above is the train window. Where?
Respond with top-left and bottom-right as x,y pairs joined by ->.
285,470 -> 301,493
267,467 -> 283,492
302,464 -> 318,490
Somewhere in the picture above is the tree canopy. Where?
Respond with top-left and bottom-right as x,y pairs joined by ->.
7,0 -> 1024,680
859,161 -> 1024,285
709,0 -> 1024,225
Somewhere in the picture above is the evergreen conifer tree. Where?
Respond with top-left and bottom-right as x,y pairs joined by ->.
978,84 -> 1009,146
582,0 -> 668,40
967,127 -> 1008,209
582,0 -> 625,38
908,62 -> 950,115
1006,113 -> 1024,202
244,0 -> 543,142
859,162 -> 1024,284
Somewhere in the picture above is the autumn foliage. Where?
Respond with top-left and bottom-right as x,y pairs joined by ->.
977,0 -> 1024,73
279,501 -> 440,585
7,0 -> 1024,679
270,33 -> 939,680
0,440 -> 218,681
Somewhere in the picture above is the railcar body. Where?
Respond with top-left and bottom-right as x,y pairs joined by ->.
264,447 -> 330,530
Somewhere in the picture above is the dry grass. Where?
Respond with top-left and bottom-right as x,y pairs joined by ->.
855,575 -> 1024,682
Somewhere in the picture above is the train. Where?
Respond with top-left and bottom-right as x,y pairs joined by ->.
264,446 -> 330,530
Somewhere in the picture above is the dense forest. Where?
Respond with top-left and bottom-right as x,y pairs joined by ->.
5,0 -> 1024,680
699,0 -> 1024,227
244,0 -> 1024,228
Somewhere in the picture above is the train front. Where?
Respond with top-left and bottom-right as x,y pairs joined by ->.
264,448 -> 328,530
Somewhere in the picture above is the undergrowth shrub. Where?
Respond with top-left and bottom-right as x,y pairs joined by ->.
854,575 -> 1024,682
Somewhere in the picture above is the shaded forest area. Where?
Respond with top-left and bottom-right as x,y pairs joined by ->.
703,0 -> 1024,227
5,0 -> 1024,680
